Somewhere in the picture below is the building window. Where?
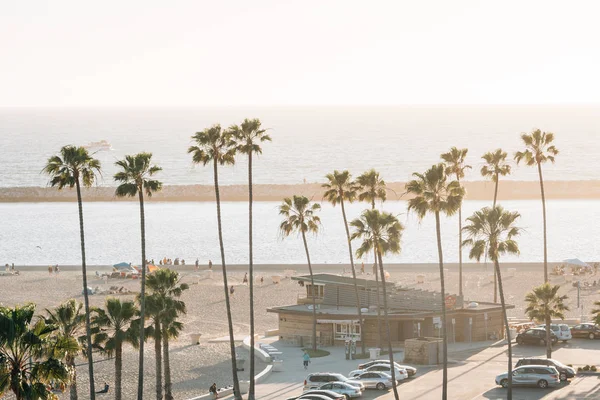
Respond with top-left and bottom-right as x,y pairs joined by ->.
334,323 -> 361,340
306,284 -> 324,299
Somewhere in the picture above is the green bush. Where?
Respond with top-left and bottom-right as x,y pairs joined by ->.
577,367 -> 583,373
583,365 -> 590,371
567,364 -> 573,368
591,366 -> 597,372
301,348 -> 330,358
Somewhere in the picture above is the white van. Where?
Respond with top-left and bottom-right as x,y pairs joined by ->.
536,324 -> 572,342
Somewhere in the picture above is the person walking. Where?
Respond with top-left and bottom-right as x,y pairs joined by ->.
303,351 -> 311,370
209,259 -> 213,270
209,383 -> 218,399
229,285 -> 235,298
195,258 -> 199,270
361,261 -> 365,274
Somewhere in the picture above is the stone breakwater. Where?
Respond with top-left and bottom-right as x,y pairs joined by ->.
2,180 -> 600,202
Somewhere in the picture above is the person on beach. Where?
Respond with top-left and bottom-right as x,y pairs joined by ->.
230,285 -> 235,297
209,383 -> 218,398
209,259 -> 213,270
243,273 -> 248,285
54,264 -> 60,275
195,258 -> 199,270
96,382 -> 109,394
303,350 -> 311,370
361,262 -> 364,274
48,265 -> 53,275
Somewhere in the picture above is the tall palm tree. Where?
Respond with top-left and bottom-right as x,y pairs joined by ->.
91,298 -> 139,400
351,209 -> 404,400
525,283 -> 569,358
45,299 -> 86,400
323,170 -> 366,354
188,125 -> 241,399
145,269 -> 188,400
279,195 -> 321,351
44,145 -> 100,399
113,152 -> 162,400
481,149 -> 512,303
515,130 -> 559,283
441,147 -> 471,298
229,118 -> 271,400
161,301 -> 185,400
462,206 -> 521,400
0,304 -> 72,400
355,169 -> 387,347
406,163 -> 464,400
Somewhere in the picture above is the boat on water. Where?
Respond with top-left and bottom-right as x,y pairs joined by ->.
83,140 -> 112,151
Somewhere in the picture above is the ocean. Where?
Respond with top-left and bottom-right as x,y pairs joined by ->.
1,106 -> 599,265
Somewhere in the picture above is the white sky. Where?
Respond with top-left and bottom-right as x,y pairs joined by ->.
1,0 -> 599,107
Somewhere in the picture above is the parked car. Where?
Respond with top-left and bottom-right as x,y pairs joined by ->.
353,371 -> 398,390
495,365 -> 560,388
348,364 -> 408,381
318,382 -> 363,398
356,359 -> 418,377
286,389 -> 345,400
571,323 -> 600,339
297,395 -> 339,400
515,328 -> 558,346
304,373 -> 365,392
535,323 -> 572,342
515,357 -> 576,381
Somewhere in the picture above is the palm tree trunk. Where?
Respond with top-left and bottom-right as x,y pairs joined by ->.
371,200 -> 382,348
545,316 -> 552,358
213,159 -> 241,399
116,343 -> 123,400
68,355 -> 78,400
435,211 -> 448,400
74,178 -> 96,400
377,250 -> 400,400
248,153 -> 256,400
137,189 -> 147,400
163,331 -> 173,400
494,259 -> 512,400
458,206 -> 463,298
492,178 -> 498,303
301,230 -> 318,351
341,199 -> 365,354
154,320 -> 162,400
538,163 -> 548,283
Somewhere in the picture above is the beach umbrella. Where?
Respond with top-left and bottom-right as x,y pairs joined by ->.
113,262 -> 130,268
563,258 -> 590,268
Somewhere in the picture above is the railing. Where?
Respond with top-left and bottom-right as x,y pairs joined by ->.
297,293 -> 324,305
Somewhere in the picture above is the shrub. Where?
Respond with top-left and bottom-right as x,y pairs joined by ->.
591,366 -> 597,372
583,365 -> 590,371
577,367 -> 583,373
567,364 -> 573,367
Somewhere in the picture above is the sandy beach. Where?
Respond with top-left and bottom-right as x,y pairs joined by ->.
1,265 -> 598,398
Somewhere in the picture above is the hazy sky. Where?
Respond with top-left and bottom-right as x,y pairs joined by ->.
2,1 -> 599,107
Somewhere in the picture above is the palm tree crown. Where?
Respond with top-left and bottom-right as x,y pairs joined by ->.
44,145 -> 101,189
462,206 -> 521,262
322,170 -> 357,205
405,163 -> 464,218
481,149 -> 511,183
441,147 -> 471,180
525,283 -> 569,323
229,118 -> 271,156
188,124 -> 236,167
514,129 -> 559,167
114,153 -> 162,198
350,210 -> 403,258
279,196 -> 321,236
355,169 -> 387,208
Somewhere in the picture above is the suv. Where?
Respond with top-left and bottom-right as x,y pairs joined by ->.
571,323 -> 600,339
495,365 -> 560,388
303,373 -> 364,392
535,324 -> 572,342
515,358 -> 576,381
516,328 -> 558,346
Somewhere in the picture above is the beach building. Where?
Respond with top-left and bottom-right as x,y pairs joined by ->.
267,273 -> 512,348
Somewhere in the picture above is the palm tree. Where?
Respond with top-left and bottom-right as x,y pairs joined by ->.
45,299 -> 86,400
145,269 -> 188,400
462,206 -> 521,400
0,304 -> 71,400
351,209 -> 404,400
229,118 -> 271,400
322,170 -> 366,354
355,169 -> 387,347
590,302 -> 600,327
188,125 -> 241,399
525,283 -> 569,358
114,152 -> 162,400
481,149 -> 512,303
405,163 -> 464,400
91,298 -> 139,400
161,301 -> 185,400
279,195 -> 321,351
441,147 -> 471,298
515,130 -> 559,283
43,145 -> 100,399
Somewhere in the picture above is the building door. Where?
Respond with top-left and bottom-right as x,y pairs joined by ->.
463,316 -> 472,342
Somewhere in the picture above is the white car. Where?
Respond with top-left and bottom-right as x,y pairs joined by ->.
356,359 -> 417,377
353,371 -> 398,390
304,373 -> 365,392
536,323 -> 572,342
318,382 -> 363,398
348,364 -> 408,381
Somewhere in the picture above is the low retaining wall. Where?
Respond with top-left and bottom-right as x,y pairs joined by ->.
242,335 -> 272,363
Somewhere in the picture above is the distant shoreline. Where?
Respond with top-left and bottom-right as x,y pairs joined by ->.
2,180 -> 600,202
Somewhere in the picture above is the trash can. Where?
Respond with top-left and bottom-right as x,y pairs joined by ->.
238,381 -> 249,394
236,358 -> 246,371
190,333 -> 202,345
368,348 -> 381,359
272,359 -> 284,372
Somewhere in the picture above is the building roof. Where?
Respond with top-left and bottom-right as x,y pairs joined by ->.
292,273 -> 394,288
267,304 -> 428,320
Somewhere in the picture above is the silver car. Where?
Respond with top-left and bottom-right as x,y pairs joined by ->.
318,382 -> 362,398
353,371 -> 397,390
495,365 -> 561,389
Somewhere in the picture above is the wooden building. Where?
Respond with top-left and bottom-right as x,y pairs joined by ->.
267,274 -> 512,348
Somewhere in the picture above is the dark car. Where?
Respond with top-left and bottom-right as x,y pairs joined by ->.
516,328 -> 558,346
571,323 -> 600,339
286,390 -> 345,400
515,357 -> 576,381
